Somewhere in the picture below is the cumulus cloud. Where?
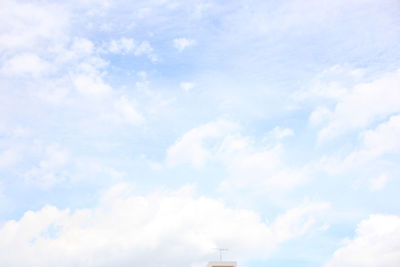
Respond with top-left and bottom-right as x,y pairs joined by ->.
173,38 -> 196,52
294,66 -> 400,141
218,138 -> 308,190
0,184 -> 330,266
1,53 -> 51,77
326,214 -> 400,267
166,120 -> 239,168
317,69 -> 400,141
314,113 -> 400,177
167,121 -> 308,190
344,114 -> 400,167
72,73 -> 112,96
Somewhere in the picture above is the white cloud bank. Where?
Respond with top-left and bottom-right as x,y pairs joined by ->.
0,184 -> 329,267
345,114 -> 400,164
297,67 -> 400,142
326,214 -> 400,267
319,114 -> 400,174
167,120 -> 308,190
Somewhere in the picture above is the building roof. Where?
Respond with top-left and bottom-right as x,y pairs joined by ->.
207,261 -> 237,267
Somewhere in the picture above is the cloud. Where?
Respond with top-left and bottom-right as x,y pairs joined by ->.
272,201 -> 331,243
180,82 -> 196,92
309,107 -> 333,126
72,74 -> 112,96
344,114 -> 400,167
24,144 -> 70,189
368,173 -> 388,192
111,96 -> 145,125
0,147 -> 20,169
0,184 -> 330,266
293,65 -> 359,102
166,120 -> 239,168
107,37 -> 135,54
310,112 -> 400,179
104,38 -> 157,61
0,0 -> 69,53
173,38 -> 196,52
167,121 -> 309,190
314,113 -> 400,178
269,126 -> 294,139
57,38 -> 95,62
316,69 -> 400,141
1,53 -> 51,77
219,139 -> 308,190
326,214 -> 400,267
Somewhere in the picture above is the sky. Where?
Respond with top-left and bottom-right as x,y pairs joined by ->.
0,0 -> 400,266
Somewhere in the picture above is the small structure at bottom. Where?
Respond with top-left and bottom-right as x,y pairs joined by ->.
207,261 -> 237,267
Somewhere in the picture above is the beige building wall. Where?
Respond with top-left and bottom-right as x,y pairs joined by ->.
207,261 -> 237,267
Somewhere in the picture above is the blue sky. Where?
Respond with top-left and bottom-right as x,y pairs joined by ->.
1,0 -> 400,266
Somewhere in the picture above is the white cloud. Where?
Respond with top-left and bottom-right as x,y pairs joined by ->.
1,53 -> 51,77
293,65 -> 363,102
134,41 -> 157,61
72,73 -> 112,97
294,66 -> 400,141
344,114 -> 400,167
316,69 -> 400,141
0,181 -> 5,204
246,0 -> 382,34
314,114 -> 400,176
24,144 -> 70,189
104,38 -> 157,61
55,38 -> 95,64
272,201 -> 331,243
166,120 -> 239,168
219,139 -> 308,190
180,82 -> 196,92
309,106 -> 333,126
0,147 -> 20,169
269,126 -> 294,139
326,214 -> 400,267
167,121 -> 309,190
0,0 -> 69,53
368,173 -> 388,192
71,37 -> 94,56
173,38 -> 196,52
112,96 -> 144,125
107,37 -> 135,54
0,184 -> 330,266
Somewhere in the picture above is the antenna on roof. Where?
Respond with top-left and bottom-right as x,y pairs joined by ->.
214,248 -> 229,261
